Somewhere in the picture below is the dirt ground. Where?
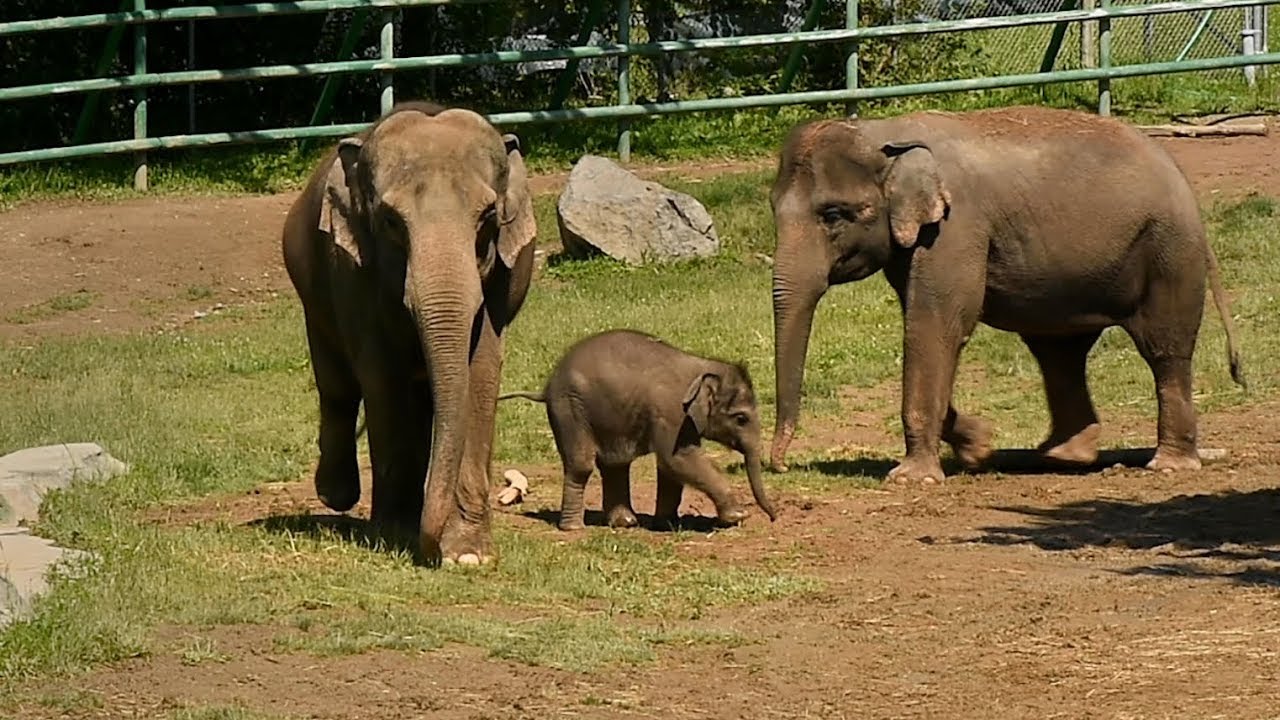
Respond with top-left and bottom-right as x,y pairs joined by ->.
3,127 -> 1280,718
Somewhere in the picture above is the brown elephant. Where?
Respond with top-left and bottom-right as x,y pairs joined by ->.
281,101 -> 537,565
768,106 -> 1245,484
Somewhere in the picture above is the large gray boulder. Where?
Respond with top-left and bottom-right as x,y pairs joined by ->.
0,443 -> 126,628
557,155 -> 720,265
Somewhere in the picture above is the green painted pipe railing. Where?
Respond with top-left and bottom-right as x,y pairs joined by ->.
10,0 -> 1273,104
0,0 -> 491,36
1,0 -> 1277,187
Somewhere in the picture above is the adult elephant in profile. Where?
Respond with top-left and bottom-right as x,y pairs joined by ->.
282,101 -> 537,566
768,106 -> 1245,484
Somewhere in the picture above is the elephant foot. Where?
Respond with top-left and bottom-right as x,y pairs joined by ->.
947,416 -> 995,470
1038,423 -> 1102,466
1146,446 -> 1201,472
426,512 -> 496,568
716,506 -> 750,526
886,455 -> 946,486
769,422 -> 796,473
314,452 -> 360,513
558,516 -> 587,531
606,506 -> 639,529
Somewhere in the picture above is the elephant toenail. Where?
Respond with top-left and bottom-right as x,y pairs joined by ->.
458,553 -> 481,565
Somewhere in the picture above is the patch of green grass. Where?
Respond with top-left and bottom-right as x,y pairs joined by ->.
184,285 -> 215,302
169,706 -> 294,720
0,171 -> 1275,695
5,290 -> 97,325
34,689 -> 104,713
177,635 -> 231,667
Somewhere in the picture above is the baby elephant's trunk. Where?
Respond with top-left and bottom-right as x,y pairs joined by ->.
743,448 -> 778,522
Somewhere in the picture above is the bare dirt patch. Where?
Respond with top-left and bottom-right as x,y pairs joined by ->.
15,399 -> 1280,719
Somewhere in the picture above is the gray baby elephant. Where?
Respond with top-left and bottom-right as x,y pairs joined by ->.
500,329 -> 779,531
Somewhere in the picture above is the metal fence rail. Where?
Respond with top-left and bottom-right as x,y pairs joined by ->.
1,0 -> 1277,189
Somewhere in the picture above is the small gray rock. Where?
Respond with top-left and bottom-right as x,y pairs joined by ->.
557,155 -> 720,265
0,526 -> 91,627
0,443 -> 129,526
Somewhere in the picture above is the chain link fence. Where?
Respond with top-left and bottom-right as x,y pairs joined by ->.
869,0 -> 1274,107
572,0 -> 1275,114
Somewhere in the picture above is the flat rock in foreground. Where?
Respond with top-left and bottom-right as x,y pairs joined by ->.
0,443 -> 126,627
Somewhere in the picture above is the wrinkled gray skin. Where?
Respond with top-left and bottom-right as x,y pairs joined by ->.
282,101 -> 537,566
770,106 -> 1246,484
500,329 -> 779,530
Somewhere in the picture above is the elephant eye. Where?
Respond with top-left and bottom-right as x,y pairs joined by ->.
734,413 -> 750,426
819,206 -> 846,227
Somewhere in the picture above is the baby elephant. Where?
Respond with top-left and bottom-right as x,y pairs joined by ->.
500,329 -> 779,531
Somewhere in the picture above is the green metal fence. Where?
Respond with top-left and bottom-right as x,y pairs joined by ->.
1,0 -> 1278,190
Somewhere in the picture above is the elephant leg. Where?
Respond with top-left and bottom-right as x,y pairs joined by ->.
941,405 -> 995,470
888,307 -> 976,485
549,398 -> 597,531
1124,292 -> 1204,471
439,311 -> 503,564
663,450 -> 748,526
598,462 -> 638,529
361,372 -> 428,546
653,465 -> 684,530
1021,331 -> 1104,465
305,318 -> 362,512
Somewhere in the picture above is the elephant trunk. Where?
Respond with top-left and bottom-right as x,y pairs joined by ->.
743,446 -> 777,522
770,235 -> 828,473
409,228 -> 484,563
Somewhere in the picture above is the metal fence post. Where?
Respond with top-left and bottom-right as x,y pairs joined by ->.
1082,0 -> 1097,68
1098,0 -> 1111,115
380,10 -> 395,114
846,0 -> 859,116
188,19 -> 196,132
617,0 -> 631,163
72,0 -> 131,145
133,0 -> 148,191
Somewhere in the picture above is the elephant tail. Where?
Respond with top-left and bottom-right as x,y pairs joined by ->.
1206,244 -> 1248,391
497,390 -> 547,403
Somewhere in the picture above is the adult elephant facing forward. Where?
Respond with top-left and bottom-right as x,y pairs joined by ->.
282,102 -> 536,565
769,106 -> 1245,483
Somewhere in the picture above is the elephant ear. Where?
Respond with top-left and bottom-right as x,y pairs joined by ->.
318,137 -> 364,265
681,372 -> 722,437
498,133 -> 537,269
882,140 -> 951,249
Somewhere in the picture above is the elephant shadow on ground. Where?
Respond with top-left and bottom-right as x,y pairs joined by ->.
803,446 -> 1188,479
248,514 -> 419,557
959,487 -> 1280,588
519,508 -> 725,534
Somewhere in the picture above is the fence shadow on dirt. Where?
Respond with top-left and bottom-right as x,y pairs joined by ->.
966,486 -> 1280,587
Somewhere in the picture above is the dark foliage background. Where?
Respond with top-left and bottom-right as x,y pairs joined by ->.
0,0 -> 987,153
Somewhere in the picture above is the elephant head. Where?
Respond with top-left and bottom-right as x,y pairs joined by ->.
317,107 -> 536,560
682,365 -> 778,521
768,118 -> 950,472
